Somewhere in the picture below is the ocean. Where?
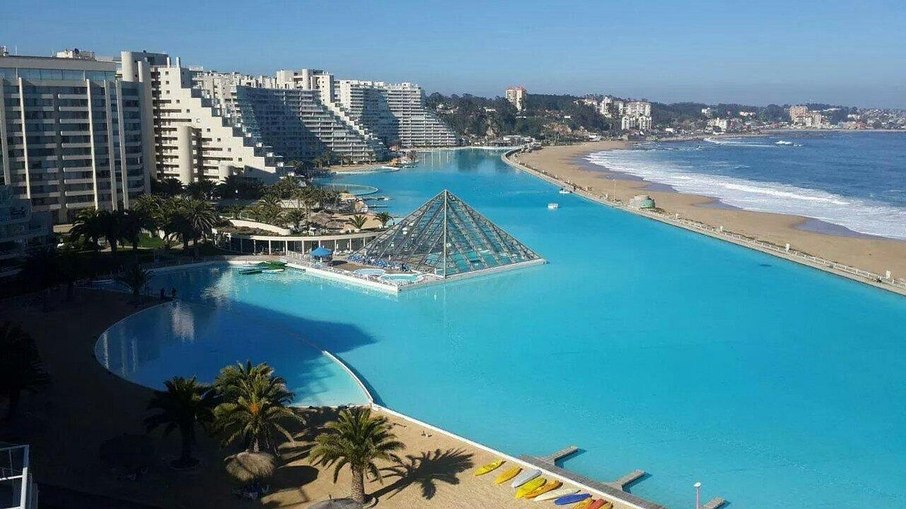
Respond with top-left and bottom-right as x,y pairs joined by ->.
586,131 -> 906,240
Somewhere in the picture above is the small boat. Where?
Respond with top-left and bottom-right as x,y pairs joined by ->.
595,501 -> 613,509
474,459 -> 504,476
547,202 -> 559,210
526,480 -> 562,499
510,468 -> 541,488
555,493 -> 591,506
775,140 -> 793,146
534,487 -> 578,502
559,188 -> 572,194
261,268 -> 284,273
495,466 -> 521,485
573,499 -> 595,509
515,477 -> 546,499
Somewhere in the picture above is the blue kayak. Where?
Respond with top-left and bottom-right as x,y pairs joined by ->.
555,493 -> 591,505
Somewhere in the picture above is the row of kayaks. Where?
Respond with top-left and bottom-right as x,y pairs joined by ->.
474,459 -> 614,508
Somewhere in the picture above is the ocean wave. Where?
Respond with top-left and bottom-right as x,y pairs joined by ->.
586,150 -> 906,240
702,137 -> 777,148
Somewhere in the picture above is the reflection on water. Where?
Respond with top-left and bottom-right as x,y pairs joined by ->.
94,301 -> 370,407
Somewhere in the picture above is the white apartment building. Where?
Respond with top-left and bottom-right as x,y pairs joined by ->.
121,51 -> 285,185
624,100 -> 651,117
621,100 -> 652,132
0,51 -> 148,223
505,86 -> 527,112
335,80 -> 457,147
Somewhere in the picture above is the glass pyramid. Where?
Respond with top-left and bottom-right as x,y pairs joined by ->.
352,190 -> 543,278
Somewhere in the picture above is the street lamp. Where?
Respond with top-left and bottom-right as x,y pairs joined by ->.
694,482 -> 702,509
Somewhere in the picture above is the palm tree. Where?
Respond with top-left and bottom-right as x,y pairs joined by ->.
151,177 -> 185,197
96,209 -> 125,256
347,214 -> 368,231
120,209 -> 157,251
116,263 -> 151,303
69,208 -> 103,252
284,208 -> 308,232
213,362 -> 299,453
175,198 -> 217,257
310,407 -> 404,504
374,212 -> 393,229
185,180 -> 216,200
0,322 -> 50,421
144,377 -> 216,468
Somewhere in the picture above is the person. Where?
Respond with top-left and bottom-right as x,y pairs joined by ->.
160,288 -> 166,301
170,287 -> 177,300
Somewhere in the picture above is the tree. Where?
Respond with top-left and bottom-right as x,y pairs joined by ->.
347,214 -> 368,231
310,407 -> 404,504
144,377 -> 216,468
116,263 -> 151,303
0,322 -> 50,421
374,212 -> 393,229
96,209 -> 125,256
151,177 -> 185,197
284,208 -> 308,232
185,180 -> 216,200
180,198 -> 218,257
121,209 -> 157,251
213,362 -> 299,453
69,208 -> 103,252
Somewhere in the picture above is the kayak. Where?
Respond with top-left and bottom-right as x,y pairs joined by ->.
573,499 -> 595,509
555,493 -> 592,505
494,466 -> 521,485
515,477 -> 546,499
534,487 -> 578,502
474,459 -> 504,476
510,468 -> 541,488
526,480 -> 562,499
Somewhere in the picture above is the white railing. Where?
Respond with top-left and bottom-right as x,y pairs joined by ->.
0,444 -> 37,509
505,151 -> 906,293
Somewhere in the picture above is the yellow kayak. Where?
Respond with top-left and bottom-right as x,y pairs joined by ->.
526,479 -> 563,499
494,466 -> 521,485
474,459 -> 505,476
573,499 -> 595,509
515,477 -> 546,499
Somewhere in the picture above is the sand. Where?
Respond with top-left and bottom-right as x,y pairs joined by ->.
1,289 -> 644,509
510,141 -> 906,283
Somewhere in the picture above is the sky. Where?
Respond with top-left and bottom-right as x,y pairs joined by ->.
3,0 -> 906,108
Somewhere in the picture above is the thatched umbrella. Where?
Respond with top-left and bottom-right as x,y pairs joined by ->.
225,451 -> 277,484
309,499 -> 362,509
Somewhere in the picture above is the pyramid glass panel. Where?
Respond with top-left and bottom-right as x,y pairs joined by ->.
351,190 -> 543,278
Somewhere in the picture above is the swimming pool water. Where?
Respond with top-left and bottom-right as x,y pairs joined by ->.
100,148 -> 906,508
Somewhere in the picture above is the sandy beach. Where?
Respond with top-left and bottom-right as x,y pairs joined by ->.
1,289 -> 648,509
510,141 -> 906,283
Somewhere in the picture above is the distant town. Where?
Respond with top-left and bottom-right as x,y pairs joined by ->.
429,85 -> 906,147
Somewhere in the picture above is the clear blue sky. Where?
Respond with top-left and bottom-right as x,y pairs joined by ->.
4,0 -> 906,107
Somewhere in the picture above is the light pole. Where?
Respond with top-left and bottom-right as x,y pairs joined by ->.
694,482 -> 702,509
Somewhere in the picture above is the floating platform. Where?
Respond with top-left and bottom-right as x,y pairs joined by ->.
703,497 -> 727,509
537,446 -> 579,465
608,469 -> 648,491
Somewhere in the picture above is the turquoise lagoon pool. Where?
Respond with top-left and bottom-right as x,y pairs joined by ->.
97,149 -> 906,508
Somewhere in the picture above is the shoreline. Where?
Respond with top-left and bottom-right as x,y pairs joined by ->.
504,142 -> 906,295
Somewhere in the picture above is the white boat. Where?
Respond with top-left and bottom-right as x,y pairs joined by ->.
262,268 -> 285,273
533,487 -> 578,502
775,140 -> 793,146
510,468 -> 541,488
547,203 -> 559,210
559,188 -> 572,194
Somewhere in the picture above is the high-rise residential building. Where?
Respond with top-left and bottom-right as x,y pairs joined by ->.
0,185 -> 51,265
336,80 -> 457,148
505,86 -> 527,112
0,50 -> 149,223
620,100 -> 652,132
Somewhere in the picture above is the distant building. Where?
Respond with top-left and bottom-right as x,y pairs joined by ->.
0,185 -> 52,264
708,118 -> 730,131
621,100 -> 652,132
701,107 -> 713,118
789,105 -> 827,128
1,50 -> 150,223
505,86 -> 527,112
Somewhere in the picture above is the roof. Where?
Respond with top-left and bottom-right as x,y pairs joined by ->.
352,190 -> 542,278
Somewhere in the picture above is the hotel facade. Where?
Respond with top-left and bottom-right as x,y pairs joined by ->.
0,49 -> 149,223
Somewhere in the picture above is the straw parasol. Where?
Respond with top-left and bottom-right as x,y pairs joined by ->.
225,451 -> 277,483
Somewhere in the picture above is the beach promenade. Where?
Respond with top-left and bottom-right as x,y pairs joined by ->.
506,142 -> 906,295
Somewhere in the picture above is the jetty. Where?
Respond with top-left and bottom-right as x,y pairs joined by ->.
702,497 -> 727,509
536,445 -> 579,465
609,469 -> 647,491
